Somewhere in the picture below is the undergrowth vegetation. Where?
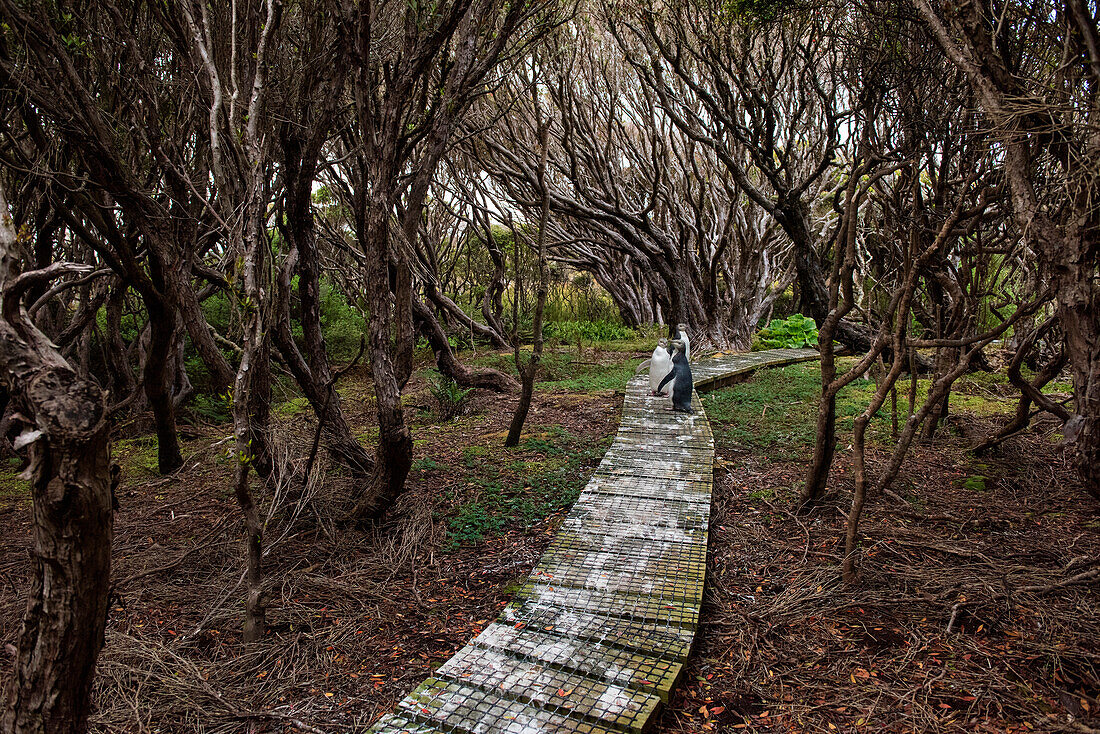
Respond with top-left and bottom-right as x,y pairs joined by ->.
427,371 -> 475,421
441,426 -> 608,546
674,357 -> 1095,734
751,313 -> 819,350
702,359 -> 1027,463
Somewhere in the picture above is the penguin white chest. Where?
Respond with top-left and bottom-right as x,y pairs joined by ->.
649,347 -> 673,395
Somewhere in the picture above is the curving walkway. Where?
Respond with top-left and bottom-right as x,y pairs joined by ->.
368,348 -> 819,734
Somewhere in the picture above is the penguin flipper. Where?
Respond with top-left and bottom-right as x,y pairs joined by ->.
635,359 -> 652,375
657,370 -> 675,393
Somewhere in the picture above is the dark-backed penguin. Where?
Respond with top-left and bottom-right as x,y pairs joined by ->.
657,339 -> 694,413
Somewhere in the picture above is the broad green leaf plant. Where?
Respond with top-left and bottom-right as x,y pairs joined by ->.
753,314 -> 819,350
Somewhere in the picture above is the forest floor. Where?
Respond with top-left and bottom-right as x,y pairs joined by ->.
0,343 -> 1097,733
658,363 -> 1100,734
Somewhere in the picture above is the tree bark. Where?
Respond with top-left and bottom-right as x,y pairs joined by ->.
413,296 -> 518,392
506,121 -> 551,447
143,297 -> 184,473
912,0 -> 1100,498
0,185 -> 114,734
172,256 -> 235,395
274,153 -> 374,475
480,231 -> 509,340
424,280 -> 509,349
353,202 -> 414,520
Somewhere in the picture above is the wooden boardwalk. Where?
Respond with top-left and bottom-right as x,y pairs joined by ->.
368,348 -> 819,734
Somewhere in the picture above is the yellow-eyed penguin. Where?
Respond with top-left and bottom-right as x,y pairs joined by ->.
648,338 -> 673,395
676,323 -> 691,361
634,338 -> 674,395
657,339 -> 694,413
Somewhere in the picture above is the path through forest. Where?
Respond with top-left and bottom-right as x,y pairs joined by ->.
367,348 -> 819,734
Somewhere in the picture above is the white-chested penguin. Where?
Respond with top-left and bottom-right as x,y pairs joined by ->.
657,339 -> 694,413
675,323 -> 691,362
634,338 -> 673,395
647,338 -> 673,395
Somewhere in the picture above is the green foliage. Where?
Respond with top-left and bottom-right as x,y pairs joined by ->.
115,436 -> 161,477
201,290 -> 234,335
542,275 -> 623,324
412,456 -> 443,471
444,428 -> 604,547
543,319 -> 636,344
0,458 -> 30,501
519,425 -> 568,455
703,361 -> 882,461
537,353 -> 641,392
189,392 -> 233,424
447,498 -> 508,545
428,371 -> 474,421
754,313 -> 819,350
722,0 -> 786,23
273,396 -> 311,418
961,475 -> 988,492
316,279 -> 367,361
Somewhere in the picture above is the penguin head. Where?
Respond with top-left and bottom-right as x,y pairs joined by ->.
657,337 -> 668,347
670,339 -> 686,353
676,323 -> 688,335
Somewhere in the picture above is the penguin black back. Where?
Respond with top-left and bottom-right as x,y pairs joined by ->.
656,340 -> 694,413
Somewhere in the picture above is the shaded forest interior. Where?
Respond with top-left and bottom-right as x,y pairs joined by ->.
2,351 -> 1095,733
0,0 -> 1098,732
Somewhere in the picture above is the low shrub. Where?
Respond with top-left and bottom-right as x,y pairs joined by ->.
753,313 -> 819,350
427,371 -> 474,421
543,319 -> 635,344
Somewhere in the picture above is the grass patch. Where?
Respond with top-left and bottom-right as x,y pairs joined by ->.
443,427 -> 606,547
115,436 -> 161,477
468,347 -> 644,393
704,358 -> 1026,462
537,352 -> 640,392
0,458 -> 30,501
702,363 -> 861,461
273,396 -> 311,418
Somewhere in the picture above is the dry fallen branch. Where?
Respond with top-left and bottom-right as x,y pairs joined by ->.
1020,563 -> 1100,594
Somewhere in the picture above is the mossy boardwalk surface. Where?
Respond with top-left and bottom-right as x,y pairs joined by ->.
368,349 -> 819,734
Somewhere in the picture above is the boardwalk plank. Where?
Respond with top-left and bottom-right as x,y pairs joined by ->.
365,349 -> 819,733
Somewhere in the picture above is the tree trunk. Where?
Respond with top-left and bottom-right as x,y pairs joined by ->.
353,203 -> 414,520
0,186 -> 114,734
143,299 -> 184,473
912,0 -> 1100,499
273,219 -> 374,475
506,122 -> 551,447
1053,265 -> 1100,499
975,319 -> 1068,454
413,296 -> 518,392
776,202 -> 831,324
0,366 -> 113,734
232,325 -> 272,644
425,281 -> 509,348
172,257 -> 235,395
103,286 -> 137,403
481,233 -> 508,340
801,389 -> 838,504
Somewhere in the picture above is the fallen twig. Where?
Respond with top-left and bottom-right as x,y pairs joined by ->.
1020,564 -> 1100,594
